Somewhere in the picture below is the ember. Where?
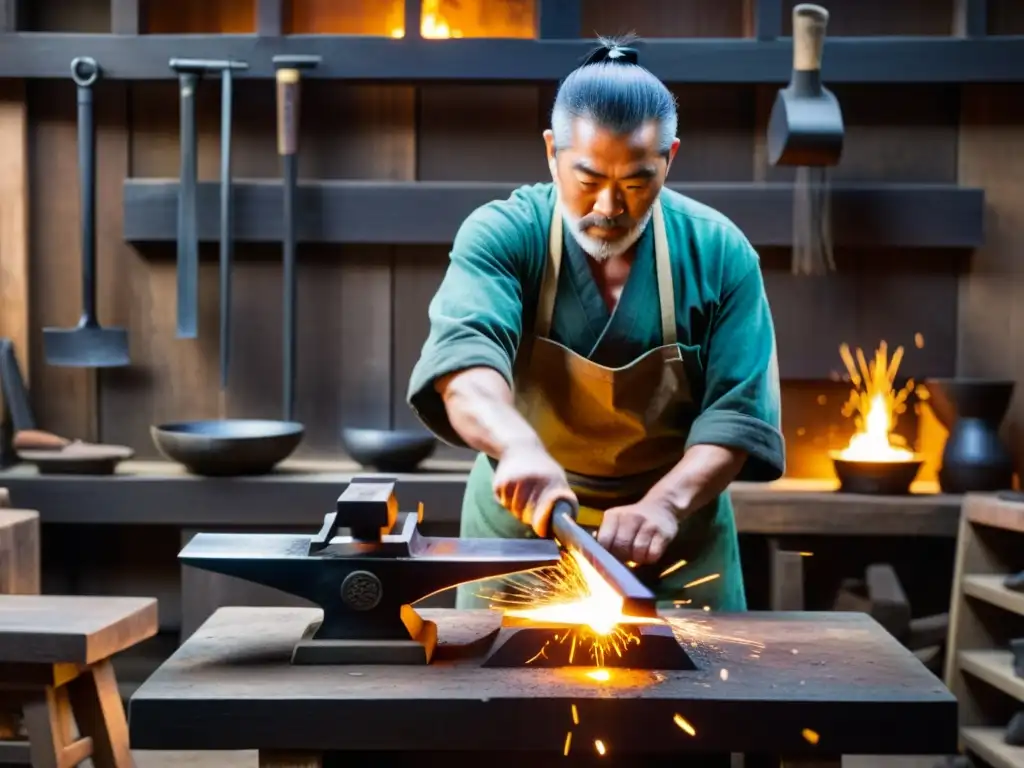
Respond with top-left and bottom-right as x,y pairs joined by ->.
833,341 -> 918,463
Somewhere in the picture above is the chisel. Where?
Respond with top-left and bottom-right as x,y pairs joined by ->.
549,499 -> 658,619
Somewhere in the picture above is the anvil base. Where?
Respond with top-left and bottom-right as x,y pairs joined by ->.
292,605 -> 438,665
482,620 -> 698,670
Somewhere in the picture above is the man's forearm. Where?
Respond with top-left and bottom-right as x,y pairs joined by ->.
643,444 -> 748,517
435,367 -> 542,458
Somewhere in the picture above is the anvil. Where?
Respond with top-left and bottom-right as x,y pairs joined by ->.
178,477 -> 560,665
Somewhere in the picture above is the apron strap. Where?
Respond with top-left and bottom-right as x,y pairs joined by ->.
536,197 -> 676,343
652,200 -> 677,345
535,206 -> 563,338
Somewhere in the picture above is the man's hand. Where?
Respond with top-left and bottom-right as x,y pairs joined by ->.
492,440 -> 576,538
597,498 -> 678,565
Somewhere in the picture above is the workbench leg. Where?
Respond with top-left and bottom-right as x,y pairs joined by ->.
768,538 -> 806,611
259,750 -> 323,767
21,685 -> 93,768
65,659 -> 134,768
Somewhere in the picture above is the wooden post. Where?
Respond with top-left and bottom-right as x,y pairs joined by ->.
0,509 -> 39,596
768,538 -> 806,610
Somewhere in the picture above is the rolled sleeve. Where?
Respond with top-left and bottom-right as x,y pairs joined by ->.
686,240 -> 785,482
407,204 -> 528,448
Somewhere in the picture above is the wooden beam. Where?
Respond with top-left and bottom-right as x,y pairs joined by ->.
122,179 -> 986,249
2,34 -> 1024,82
0,0 -> 20,31
256,0 -> 282,36
403,0 -> 420,39
536,0 -> 580,39
109,0 -> 145,34
954,0 -> 988,37
0,80 -> 29,387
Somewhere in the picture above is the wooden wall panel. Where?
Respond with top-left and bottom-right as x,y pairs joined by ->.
143,0 -> 255,33
580,0 -> 746,38
0,81 -> 29,386
22,0 -> 110,31
780,0 -> 955,36
669,85 -> 755,183
988,0 -> 1024,34
417,86 -> 548,182
956,84 -> 1024,479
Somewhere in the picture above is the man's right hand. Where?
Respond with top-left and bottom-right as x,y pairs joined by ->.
492,440 -> 576,538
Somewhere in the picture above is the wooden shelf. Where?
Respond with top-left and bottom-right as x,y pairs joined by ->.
946,497 -> 1024,758
123,179 -> 985,250
960,650 -> 1024,703
965,494 -> 1024,534
1,32 -> 1024,83
963,575 -> 1024,617
962,726 -> 1024,768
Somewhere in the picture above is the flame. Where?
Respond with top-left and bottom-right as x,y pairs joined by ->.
833,341 -> 917,463
390,0 -> 463,39
501,549 -> 655,635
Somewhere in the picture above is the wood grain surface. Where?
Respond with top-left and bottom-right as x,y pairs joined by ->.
128,606 -> 956,757
0,595 -> 157,663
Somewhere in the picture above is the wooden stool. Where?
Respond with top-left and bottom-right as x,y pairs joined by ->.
0,595 -> 157,767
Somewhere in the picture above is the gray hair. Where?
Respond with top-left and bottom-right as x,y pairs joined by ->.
551,36 -> 678,156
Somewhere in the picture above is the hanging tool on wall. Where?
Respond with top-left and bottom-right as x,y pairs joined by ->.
168,58 -> 239,339
43,57 -> 130,368
767,4 -> 844,277
273,54 -> 321,422
215,59 -> 249,405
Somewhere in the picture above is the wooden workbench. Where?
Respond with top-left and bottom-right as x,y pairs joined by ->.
128,607 -> 957,766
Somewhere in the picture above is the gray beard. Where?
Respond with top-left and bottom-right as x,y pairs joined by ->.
560,204 -> 653,262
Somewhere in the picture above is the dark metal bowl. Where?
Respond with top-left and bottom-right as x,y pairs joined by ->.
151,419 -> 305,477
830,452 -> 924,496
340,427 -> 436,472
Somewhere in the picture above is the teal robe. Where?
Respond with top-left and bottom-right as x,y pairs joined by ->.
407,183 -> 785,611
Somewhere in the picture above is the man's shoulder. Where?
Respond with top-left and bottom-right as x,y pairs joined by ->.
458,182 -> 555,241
659,186 -> 760,278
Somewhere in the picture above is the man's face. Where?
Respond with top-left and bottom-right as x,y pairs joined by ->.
544,118 -> 678,259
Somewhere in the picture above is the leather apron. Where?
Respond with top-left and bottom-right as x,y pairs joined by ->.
456,197 -> 747,612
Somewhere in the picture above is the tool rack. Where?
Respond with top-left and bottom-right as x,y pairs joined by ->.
944,493 -> 1024,768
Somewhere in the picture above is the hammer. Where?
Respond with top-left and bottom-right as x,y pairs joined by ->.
766,4 -> 844,168
168,58 -> 248,341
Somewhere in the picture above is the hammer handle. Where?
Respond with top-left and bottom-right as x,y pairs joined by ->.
276,69 -> 301,157
792,4 -> 829,72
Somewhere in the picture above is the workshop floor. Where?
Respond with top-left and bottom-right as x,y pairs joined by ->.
123,751 -> 945,767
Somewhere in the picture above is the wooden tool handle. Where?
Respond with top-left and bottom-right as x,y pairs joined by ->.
275,68 -> 300,157
792,3 -> 829,72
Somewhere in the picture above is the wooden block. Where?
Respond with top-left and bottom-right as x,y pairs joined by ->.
864,563 -> 912,640
0,596 -> 157,664
768,539 -> 805,610
0,509 -> 38,596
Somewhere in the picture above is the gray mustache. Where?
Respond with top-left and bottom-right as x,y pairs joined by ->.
578,214 -> 632,230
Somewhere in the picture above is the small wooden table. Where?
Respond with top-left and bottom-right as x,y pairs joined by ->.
129,607 -> 957,767
0,595 -> 158,767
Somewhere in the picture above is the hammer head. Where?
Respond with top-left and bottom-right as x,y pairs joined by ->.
767,84 -> 844,167
169,58 -> 249,75
272,55 -> 322,71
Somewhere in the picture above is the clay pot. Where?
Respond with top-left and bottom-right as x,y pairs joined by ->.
924,378 -> 1015,494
